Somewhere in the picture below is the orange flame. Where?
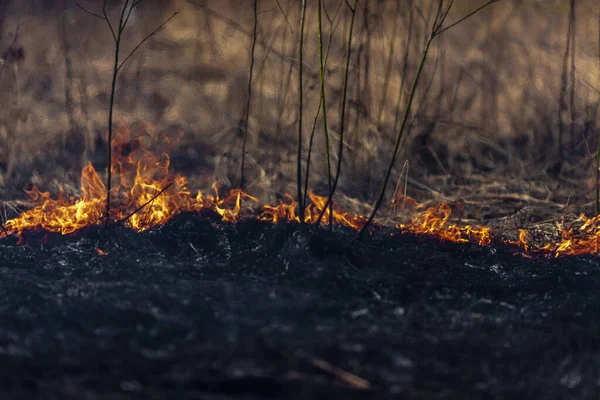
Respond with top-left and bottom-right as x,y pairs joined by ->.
397,202 -> 491,247
259,191 -> 367,229
3,124 -> 600,258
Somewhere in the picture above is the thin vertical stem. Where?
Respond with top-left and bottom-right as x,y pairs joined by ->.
313,0 -> 358,233
240,0 -> 258,190
357,0 -> 502,238
317,0 -> 333,227
297,0 -> 307,223
76,0 -> 177,224
596,8 -> 600,214
568,0 -> 576,152
358,0 -> 444,238
394,1 -> 414,133
106,1 -> 130,223
376,0 -> 401,129
558,0 -> 574,160
303,4 -> 338,212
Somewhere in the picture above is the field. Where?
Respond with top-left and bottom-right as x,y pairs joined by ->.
2,0 -> 600,399
0,0 -> 599,219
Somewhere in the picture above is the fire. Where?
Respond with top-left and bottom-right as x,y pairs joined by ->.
397,202 -> 492,247
544,213 -> 600,257
259,191 -> 366,229
4,162 -> 105,238
3,124 -> 600,258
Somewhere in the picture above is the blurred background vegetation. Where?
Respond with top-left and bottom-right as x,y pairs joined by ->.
1,0 -> 599,223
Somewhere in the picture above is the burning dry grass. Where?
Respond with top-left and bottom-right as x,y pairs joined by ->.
0,1 -> 598,199
1,1 -> 600,256
0,123 -> 599,258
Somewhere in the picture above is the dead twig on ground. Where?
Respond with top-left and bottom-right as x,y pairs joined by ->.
294,348 -> 370,389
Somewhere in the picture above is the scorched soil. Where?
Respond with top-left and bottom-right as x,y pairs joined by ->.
1,213 -> 599,399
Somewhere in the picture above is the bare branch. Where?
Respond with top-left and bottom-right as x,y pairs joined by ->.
117,12 -> 179,72
322,0 -> 333,24
102,0 -> 117,42
435,0 -> 455,32
344,0 -> 355,13
122,0 -> 140,32
197,4 -> 291,67
434,0 -> 501,37
75,1 -> 119,42
117,0 -> 131,34
432,0 -> 446,33
239,0 -> 259,190
274,0 -> 293,32
75,2 -> 105,19
323,0 -> 343,25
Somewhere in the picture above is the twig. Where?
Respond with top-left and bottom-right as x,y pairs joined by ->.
116,181 -> 174,225
358,2 -> 443,238
75,2 -> 104,19
103,0 -> 117,42
317,0 -> 333,228
77,1 -> 178,225
296,0 -> 307,223
104,0 -> 130,224
302,3 -> 338,212
344,0 -> 355,13
198,3 -> 292,66
312,0 -> 358,233
116,12 -> 179,72
392,160 -> 409,205
434,0 -> 501,37
393,1 -> 414,134
322,0 -> 343,25
465,193 -> 567,207
597,7 -> 600,214
295,349 -> 370,389
357,0 -> 503,238
274,0 -> 293,32
376,0 -> 401,129
240,0 -> 258,190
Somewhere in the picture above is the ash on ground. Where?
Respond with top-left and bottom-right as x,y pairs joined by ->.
1,215 -> 599,399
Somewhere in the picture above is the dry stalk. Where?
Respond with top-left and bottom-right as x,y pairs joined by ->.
76,0 -> 177,224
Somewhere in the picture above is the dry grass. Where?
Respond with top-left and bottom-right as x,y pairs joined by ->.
1,0 -> 600,224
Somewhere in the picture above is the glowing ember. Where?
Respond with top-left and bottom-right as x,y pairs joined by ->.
3,124 -> 600,258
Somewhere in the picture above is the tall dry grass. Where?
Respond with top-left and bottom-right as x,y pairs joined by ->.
1,0 -> 600,219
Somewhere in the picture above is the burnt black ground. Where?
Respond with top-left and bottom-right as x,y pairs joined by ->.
1,213 -> 600,399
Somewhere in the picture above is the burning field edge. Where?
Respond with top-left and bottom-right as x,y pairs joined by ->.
0,126 -> 598,398
0,124 -> 598,257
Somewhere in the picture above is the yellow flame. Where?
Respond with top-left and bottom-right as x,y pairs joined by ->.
4,124 -> 600,258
